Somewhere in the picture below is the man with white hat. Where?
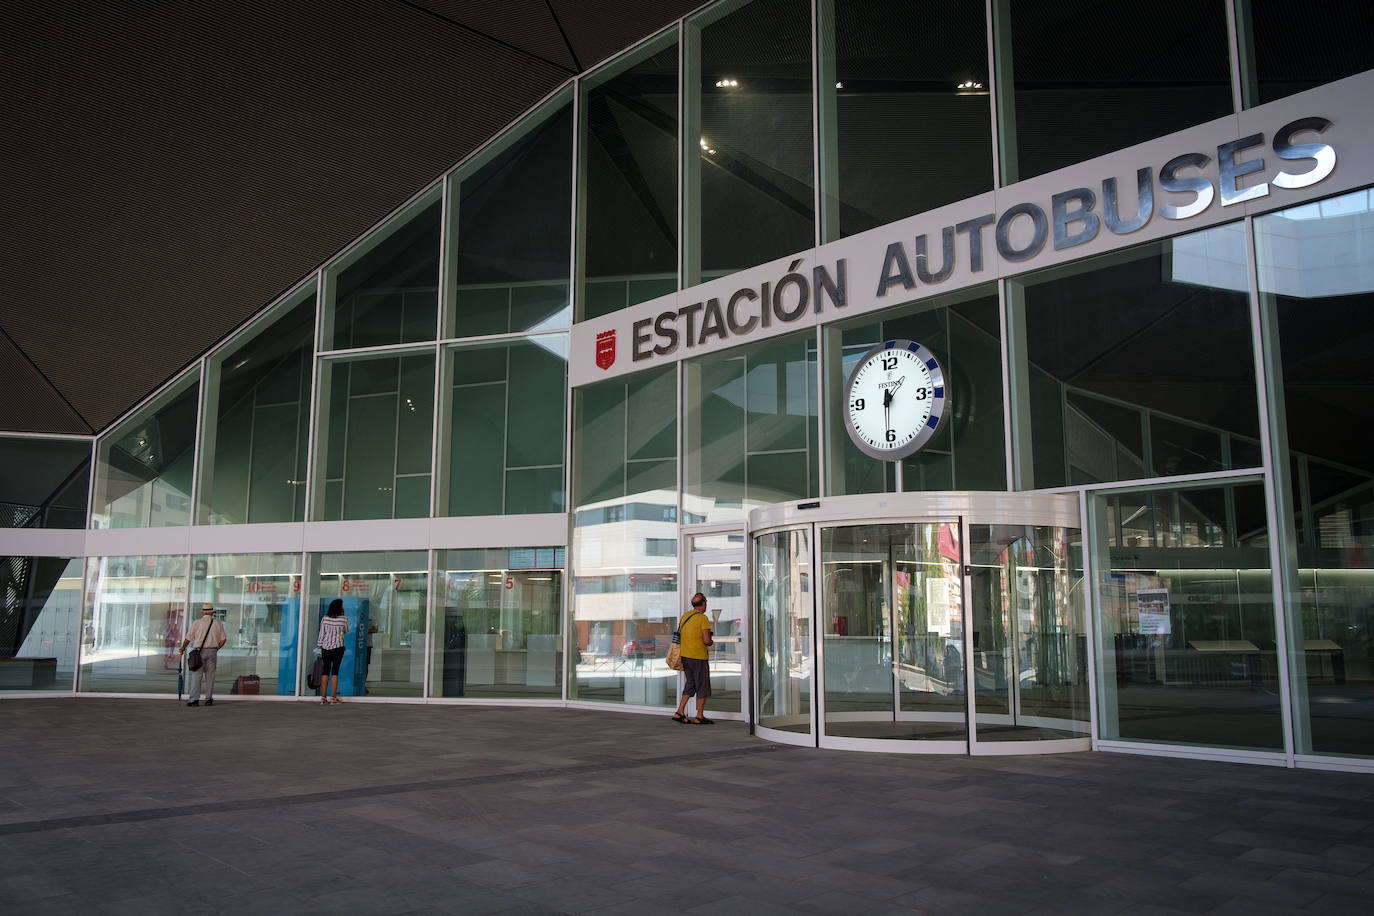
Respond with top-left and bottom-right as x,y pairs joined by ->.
179,604 -> 227,707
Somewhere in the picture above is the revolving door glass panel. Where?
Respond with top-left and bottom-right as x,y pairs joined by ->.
820,523 -> 965,741
755,528 -> 812,734
968,524 -> 1090,741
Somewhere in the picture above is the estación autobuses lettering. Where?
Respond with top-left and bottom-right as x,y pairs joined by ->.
876,116 -> 1334,297
621,114 -> 1337,368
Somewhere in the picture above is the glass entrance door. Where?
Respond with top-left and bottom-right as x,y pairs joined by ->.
818,521 -> 966,748
690,552 -> 746,716
967,524 -> 1091,745
751,492 -> 1090,755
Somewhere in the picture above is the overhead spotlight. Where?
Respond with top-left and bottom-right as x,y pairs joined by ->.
956,80 -> 985,91
835,82 -> 843,89
714,78 -> 739,88
700,137 -> 708,148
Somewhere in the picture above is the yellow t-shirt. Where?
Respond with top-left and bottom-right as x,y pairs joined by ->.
677,610 -> 712,660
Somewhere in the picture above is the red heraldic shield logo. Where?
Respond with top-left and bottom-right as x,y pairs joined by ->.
595,330 -> 616,370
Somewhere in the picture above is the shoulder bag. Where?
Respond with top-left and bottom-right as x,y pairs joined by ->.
666,610 -> 702,672
186,616 -> 213,672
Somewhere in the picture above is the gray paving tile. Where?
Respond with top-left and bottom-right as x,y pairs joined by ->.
2,699 -> 1373,916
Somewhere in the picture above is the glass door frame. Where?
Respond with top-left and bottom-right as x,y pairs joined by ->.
749,492 -> 1093,756
681,522 -> 749,721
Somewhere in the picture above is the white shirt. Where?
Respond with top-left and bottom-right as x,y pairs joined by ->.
186,615 -> 225,648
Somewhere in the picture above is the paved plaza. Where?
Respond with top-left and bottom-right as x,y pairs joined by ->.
1,699 -> 1373,914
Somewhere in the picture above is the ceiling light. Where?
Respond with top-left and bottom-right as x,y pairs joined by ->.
957,80 -> 984,91
835,82 -> 843,89
714,78 -> 738,88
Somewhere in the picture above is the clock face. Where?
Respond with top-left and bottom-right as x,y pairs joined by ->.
843,339 -> 948,461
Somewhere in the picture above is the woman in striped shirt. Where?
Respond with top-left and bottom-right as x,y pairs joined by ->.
317,599 -> 350,705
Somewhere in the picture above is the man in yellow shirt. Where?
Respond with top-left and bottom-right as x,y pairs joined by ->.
672,592 -> 714,724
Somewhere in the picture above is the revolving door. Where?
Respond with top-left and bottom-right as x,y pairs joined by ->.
752,493 -> 1091,754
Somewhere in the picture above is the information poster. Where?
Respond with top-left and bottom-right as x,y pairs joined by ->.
1137,588 -> 1172,635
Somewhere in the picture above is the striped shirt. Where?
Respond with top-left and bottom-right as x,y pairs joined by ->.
317,615 -> 349,650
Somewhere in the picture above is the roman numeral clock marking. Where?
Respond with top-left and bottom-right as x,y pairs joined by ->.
843,339 -> 949,463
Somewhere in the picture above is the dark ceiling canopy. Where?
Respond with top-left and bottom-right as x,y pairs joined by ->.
0,0 -> 703,435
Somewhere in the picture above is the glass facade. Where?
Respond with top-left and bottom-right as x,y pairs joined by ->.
317,352 -> 435,521
0,437 -> 89,529
684,331 -> 817,525
191,553 -> 302,696
571,366 -> 677,706
823,0 -> 992,239
432,548 -> 564,699
1094,482 -> 1282,751
696,0 -> 814,280
997,0 -> 1233,183
1255,189 -> 1374,759
326,189 -> 441,350
451,100 -> 573,337
582,37 -> 678,319
442,336 -> 567,517
5,0 -> 1372,769
200,285 -> 315,525
93,372 -> 199,528
309,551 -> 427,698
0,556 -> 81,691
80,554 -> 189,694
1012,222 -> 1259,490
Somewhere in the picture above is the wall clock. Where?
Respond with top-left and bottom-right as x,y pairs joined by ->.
843,339 -> 948,461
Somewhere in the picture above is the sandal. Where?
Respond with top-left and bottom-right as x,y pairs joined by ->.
671,712 -> 688,723
329,696 -> 342,704
690,717 -> 715,725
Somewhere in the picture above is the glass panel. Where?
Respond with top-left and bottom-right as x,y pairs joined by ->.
684,332 -> 817,524
94,372 -> 199,529
327,191 -> 440,350
317,353 -> 434,521
583,36 -> 678,319
698,0 -> 814,277
1240,0 -> 1374,105
432,548 -> 564,699
828,0 -> 992,238
1017,223 -> 1257,490
444,336 -> 566,517
452,103 -> 572,337
0,556 -> 81,691
80,554 -> 188,694
821,522 -> 965,741
1094,482 -> 1283,751
691,532 -> 746,551
190,553 -> 302,696
309,551 -> 427,698
828,291 -> 1004,494
200,287 -> 314,524
1002,0 -> 1232,182
1255,188 -> 1374,758
570,365 -> 678,706
756,527 -> 812,733
694,560 -> 744,711
968,524 -> 1090,741
0,437 -> 90,529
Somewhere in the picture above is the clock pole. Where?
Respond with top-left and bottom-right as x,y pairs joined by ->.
894,460 -> 904,493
